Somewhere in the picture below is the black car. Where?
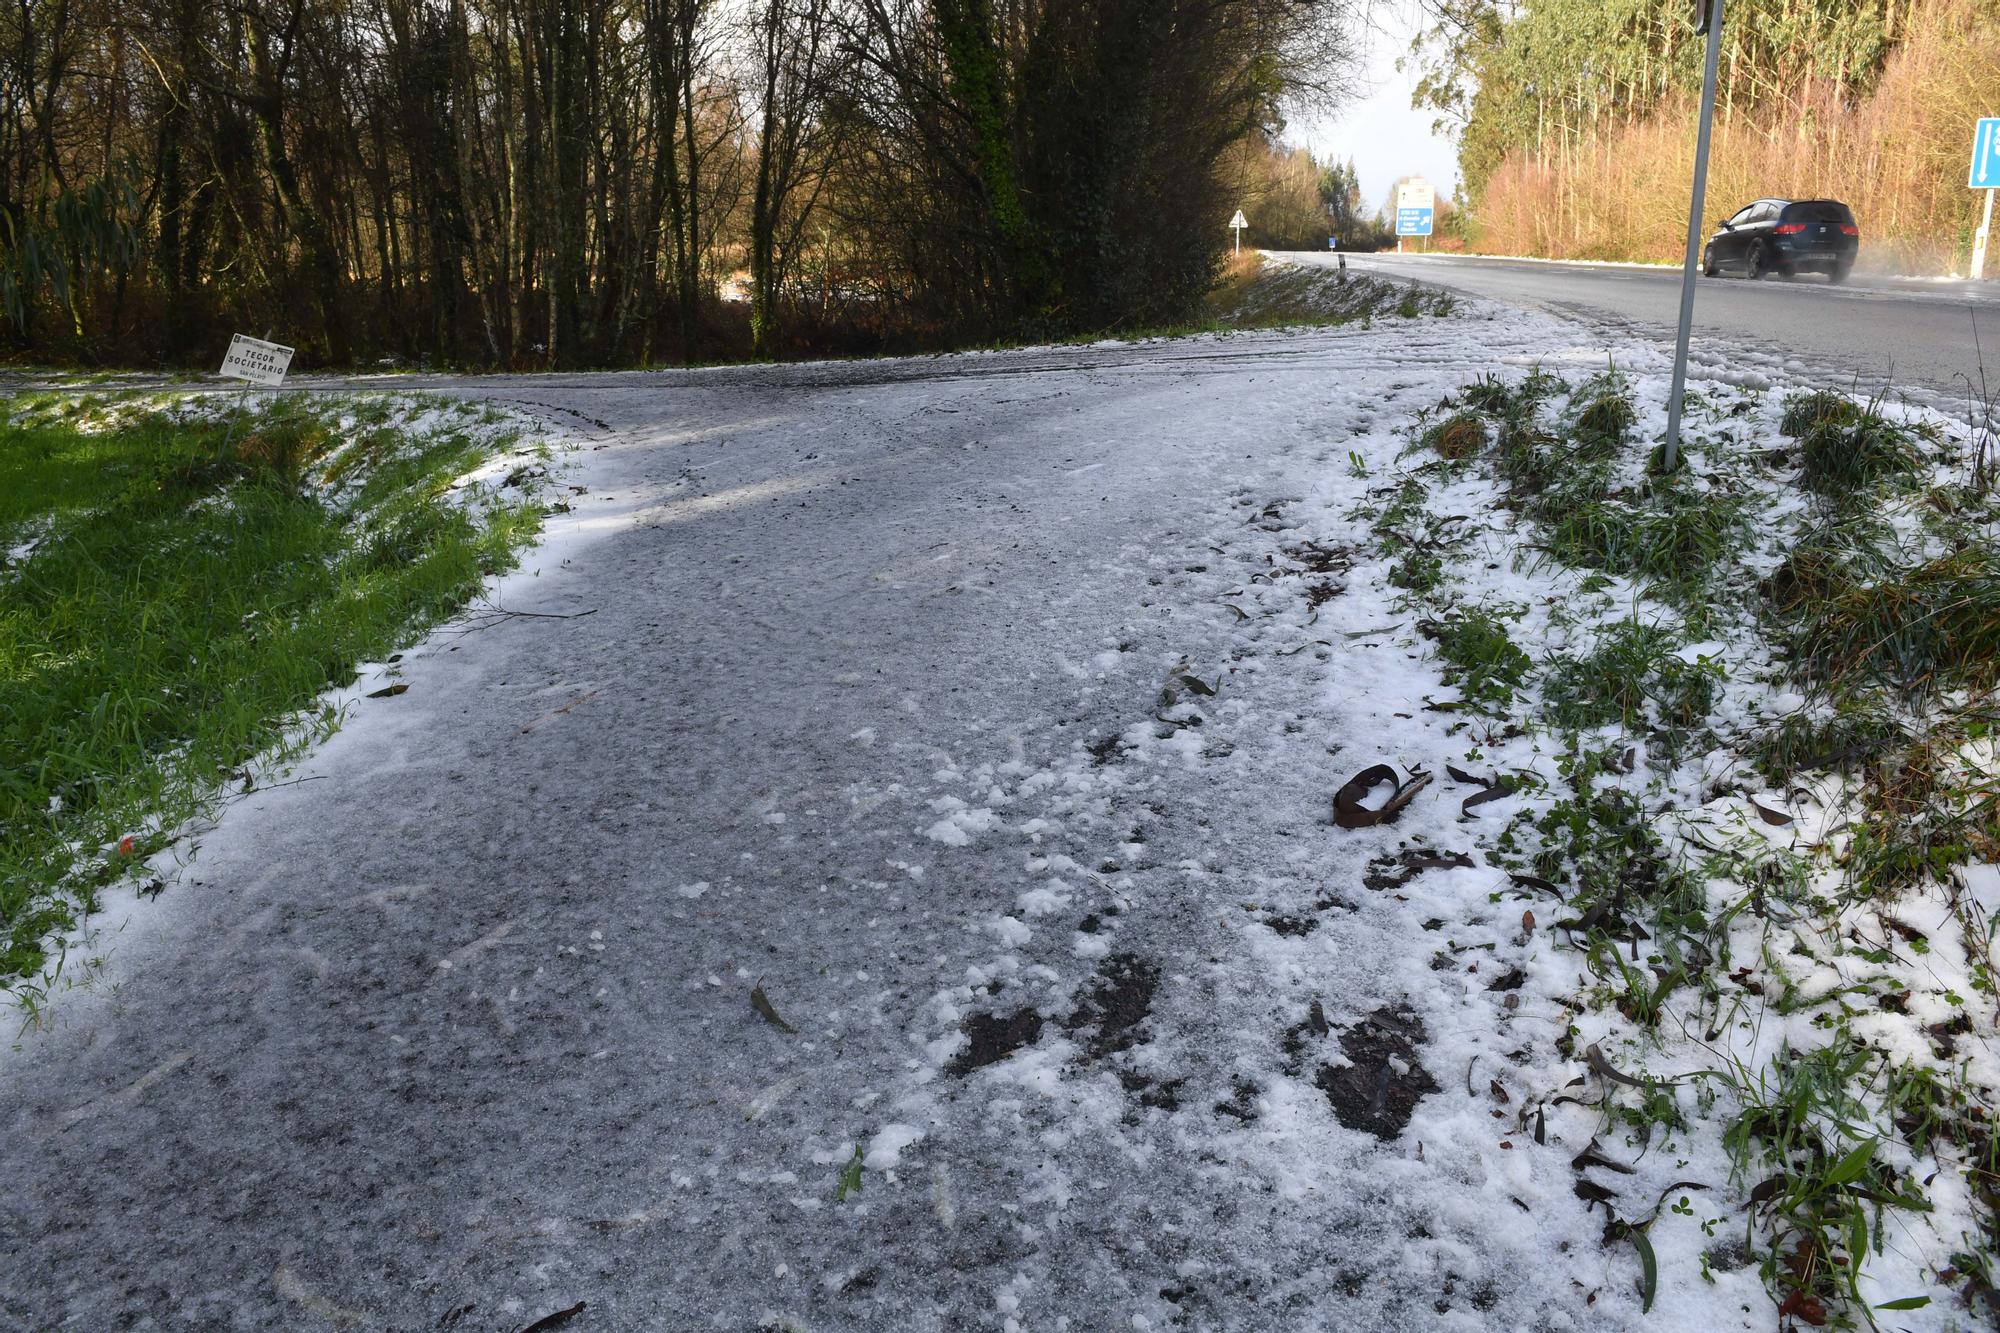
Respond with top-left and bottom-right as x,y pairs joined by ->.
1702,198 -> 1859,283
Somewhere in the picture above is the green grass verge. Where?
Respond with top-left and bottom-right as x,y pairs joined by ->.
0,391 -> 545,989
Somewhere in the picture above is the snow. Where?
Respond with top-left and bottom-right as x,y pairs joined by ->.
4,279 -> 1993,1329
864,1123 -> 924,1170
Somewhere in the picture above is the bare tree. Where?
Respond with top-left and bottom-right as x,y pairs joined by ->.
747,0 -> 850,357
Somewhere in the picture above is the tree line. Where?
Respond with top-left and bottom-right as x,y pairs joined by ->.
1411,0 -> 2000,271
1233,140 -> 1397,253
0,0 -> 1360,368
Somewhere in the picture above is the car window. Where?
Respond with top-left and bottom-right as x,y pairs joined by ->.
1754,202 -> 1781,224
1726,205 -> 1758,227
1783,200 -> 1854,225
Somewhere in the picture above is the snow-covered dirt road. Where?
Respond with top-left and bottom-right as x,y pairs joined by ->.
0,301 -> 1875,1331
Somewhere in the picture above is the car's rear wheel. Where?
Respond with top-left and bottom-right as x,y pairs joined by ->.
1745,241 -> 1770,280
1829,261 -> 1853,285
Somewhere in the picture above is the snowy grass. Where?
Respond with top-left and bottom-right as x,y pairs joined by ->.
1363,360 -> 2000,1325
1200,251 -> 1457,332
0,390 -> 549,1000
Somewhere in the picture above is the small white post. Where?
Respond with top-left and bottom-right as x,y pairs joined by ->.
1975,187 -> 1995,281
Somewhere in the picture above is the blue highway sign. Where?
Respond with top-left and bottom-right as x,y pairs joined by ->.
1396,207 -> 1434,237
1974,118 -> 2000,189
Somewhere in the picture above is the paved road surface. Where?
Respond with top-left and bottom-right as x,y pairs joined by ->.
5,308 -> 1662,1333
1284,250 -> 2000,403
3,285 -> 1938,1332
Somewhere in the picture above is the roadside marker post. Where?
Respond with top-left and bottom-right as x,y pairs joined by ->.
1229,209 -> 1248,257
1663,0 -> 1726,474
215,332 -> 296,462
1971,117 -> 1999,280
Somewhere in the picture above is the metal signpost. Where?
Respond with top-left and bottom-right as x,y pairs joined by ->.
215,332 -> 296,460
1395,181 -> 1435,254
1662,0 -> 1727,474
1229,209 -> 1248,256
1971,117 -> 1999,281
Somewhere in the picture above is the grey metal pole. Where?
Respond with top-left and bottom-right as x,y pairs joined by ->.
1663,0 -> 1726,473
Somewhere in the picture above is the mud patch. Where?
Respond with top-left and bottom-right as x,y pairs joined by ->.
1065,953 -> 1160,1059
1087,735 -> 1129,767
1250,498 -> 1297,532
1282,540 -> 1358,576
1214,1077 -> 1261,1124
1302,579 -> 1345,610
949,1008 -> 1045,1075
1362,847 -> 1475,891
1118,1070 -> 1184,1113
1258,911 -> 1319,938
1314,1007 -> 1438,1139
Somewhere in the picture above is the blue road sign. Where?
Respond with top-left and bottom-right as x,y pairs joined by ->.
1974,118 -> 2000,189
1396,208 -> 1434,237
1328,236 -> 1339,250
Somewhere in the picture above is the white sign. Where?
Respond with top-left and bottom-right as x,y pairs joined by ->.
1395,181 -> 1436,238
219,334 -> 295,386
1228,210 -> 1248,230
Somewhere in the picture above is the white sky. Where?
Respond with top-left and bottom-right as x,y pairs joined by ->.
1289,1 -> 1463,215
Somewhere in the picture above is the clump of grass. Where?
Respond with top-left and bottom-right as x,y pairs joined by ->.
1750,702 -> 1907,781
1422,411 -> 1490,461
1761,511 -> 1899,614
1790,548 -> 2000,698
1796,404 -> 1923,498
1844,729 -> 2000,894
1514,367 -> 1569,409
1719,1040 -> 1929,1326
1544,619 -> 1721,737
231,405 -> 340,493
1497,425 -> 1571,499
1389,548 -> 1445,595
1570,371 -> 1637,459
1545,498 -> 1639,572
1628,491 -> 1748,590
0,394 -> 543,985
1779,390 -> 1858,440
1482,368 -> 1572,498
1425,606 -> 1532,712
1519,762 -> 1706,966
1540,485 -> 1746,608
1460,374 -> 1513,414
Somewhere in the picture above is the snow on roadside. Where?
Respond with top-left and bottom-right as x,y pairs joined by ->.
824,282 -> 1997,1328
1,389 -> 571,1023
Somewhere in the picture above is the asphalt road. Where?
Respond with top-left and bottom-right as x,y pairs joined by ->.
2,308 -> 1645,1332
1281,249 -> 2000,405
4,269 -> 1980,1332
